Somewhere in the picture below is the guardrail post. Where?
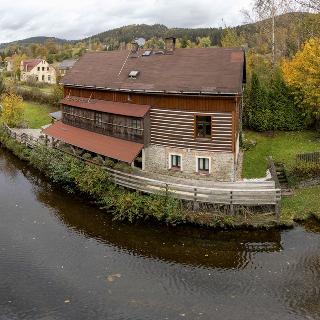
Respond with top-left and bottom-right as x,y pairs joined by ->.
193,188 -> 199,211
230,191 -> 234,215
275,190 -> 281,221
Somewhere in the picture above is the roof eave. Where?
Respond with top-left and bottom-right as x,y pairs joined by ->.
62,83 -> 241,97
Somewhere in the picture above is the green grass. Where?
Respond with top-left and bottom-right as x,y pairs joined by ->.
23,101 -> 58,129
281,186 -> 320,222
243,131 -> 320,178
19,84 -> 53,95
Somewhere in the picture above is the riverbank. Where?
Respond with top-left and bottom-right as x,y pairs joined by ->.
1,127 -> 319,229
0,128 -> 287,229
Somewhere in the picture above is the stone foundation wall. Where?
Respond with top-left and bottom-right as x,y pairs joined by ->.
144,145 -> 235,182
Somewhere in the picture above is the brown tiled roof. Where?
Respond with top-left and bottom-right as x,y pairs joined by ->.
42,121 -> 143,163
21,59 -> 42,72
61,97 -> 150,117
62,48 -> 245,94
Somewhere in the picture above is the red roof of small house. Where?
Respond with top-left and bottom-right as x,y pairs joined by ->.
61,97 -> 150,117
21,59 -> 42,72
42,121 -> 143,163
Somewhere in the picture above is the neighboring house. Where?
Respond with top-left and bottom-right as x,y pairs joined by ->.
58,59 -> 77,77
20,59 -> 56,84
43,38 -> 246,181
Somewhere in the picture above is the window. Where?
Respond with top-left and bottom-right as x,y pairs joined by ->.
197,157 -> 210,173
37,67 -> 40,71
131,119 -> 142,135
170,154 -> 181,170
48,75 -> 51,82
95,113 -> 103,127
42,75 -> 45,81
47,67 -> 49,71
195,115 -> 211,139
42,67 -> 45,71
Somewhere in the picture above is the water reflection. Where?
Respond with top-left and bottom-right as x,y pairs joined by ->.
2,148 -> 283,270
1,147 -> 320,320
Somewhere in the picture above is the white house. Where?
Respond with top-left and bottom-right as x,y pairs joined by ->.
20,59 -> 56,84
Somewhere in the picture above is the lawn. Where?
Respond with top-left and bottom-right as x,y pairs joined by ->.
19,84 -> 54,95
23,101 -> 59,129
282,186 -> 320,221
242,130 -> 320,178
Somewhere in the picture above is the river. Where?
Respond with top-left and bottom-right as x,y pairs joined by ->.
0,147 -> 320,320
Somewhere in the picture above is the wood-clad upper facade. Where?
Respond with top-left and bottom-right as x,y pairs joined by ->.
44,41 -> 246,179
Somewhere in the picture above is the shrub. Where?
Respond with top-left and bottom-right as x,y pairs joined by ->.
244,69 -> 306,132
0,129 -> 185,225
291,161 -> 320,179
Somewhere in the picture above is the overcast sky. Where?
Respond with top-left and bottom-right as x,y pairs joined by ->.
0,0 -> 253,43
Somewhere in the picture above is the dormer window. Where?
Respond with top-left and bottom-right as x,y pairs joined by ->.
129,70 -> 139,79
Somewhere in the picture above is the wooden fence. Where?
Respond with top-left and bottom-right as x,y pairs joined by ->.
297,152 -> 320,164
1,123 -> 281,215
2,124 -> 43,148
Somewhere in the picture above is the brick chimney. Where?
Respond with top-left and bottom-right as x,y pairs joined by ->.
131,41 -> 139,54
165,37 -> 176,54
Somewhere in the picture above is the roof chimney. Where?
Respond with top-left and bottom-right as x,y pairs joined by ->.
131,41 -> 139,54
165,37 -> 176,54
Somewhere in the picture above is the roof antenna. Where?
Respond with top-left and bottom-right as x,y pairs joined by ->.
117,50 -> 131,78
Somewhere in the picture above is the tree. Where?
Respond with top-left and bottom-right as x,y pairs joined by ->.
244,0 -> 292,64
295,0 -> 320,11
0,92 -> 24,127
221,28 -> 246,47
0,76 -> 5,96
197,36 -> 212,48
281,37 -> 320,118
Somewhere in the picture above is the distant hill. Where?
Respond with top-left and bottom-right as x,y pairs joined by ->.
0,12 -> 317,57
0,36 -> 69,49
83,23 -> 223,45
83,12 -> 317,47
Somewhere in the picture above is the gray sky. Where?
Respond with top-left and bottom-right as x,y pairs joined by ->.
0,0 -> 253,43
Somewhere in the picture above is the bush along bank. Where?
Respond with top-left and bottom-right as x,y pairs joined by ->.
0,128 -> 296,229
0,129 -> 186,225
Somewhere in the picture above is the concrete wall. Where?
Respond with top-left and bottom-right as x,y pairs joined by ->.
144,144 -> 235,182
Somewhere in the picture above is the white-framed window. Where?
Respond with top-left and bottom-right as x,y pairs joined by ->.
169,154 -> 182,171
48,75 -> 51,82
196,157 -> 211,174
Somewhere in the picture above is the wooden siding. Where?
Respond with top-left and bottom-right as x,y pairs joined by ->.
62,105 -> 149,145
64,87 -> 238,113
150,108 -> 233,152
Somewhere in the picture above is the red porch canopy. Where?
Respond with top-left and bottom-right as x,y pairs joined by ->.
61,97 -> 150,118
42,121 -> 143,163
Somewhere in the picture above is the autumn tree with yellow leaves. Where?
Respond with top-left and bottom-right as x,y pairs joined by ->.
282,37 -> 320,118
0,90 -> 25,127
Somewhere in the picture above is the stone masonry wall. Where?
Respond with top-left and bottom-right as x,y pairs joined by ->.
144,145 -> 235,182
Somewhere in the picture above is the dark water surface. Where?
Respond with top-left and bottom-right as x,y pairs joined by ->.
1,148 -> 320,320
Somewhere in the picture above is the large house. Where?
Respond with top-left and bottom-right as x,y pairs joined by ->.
43,38 -> 246,181
20,59 -> 56,84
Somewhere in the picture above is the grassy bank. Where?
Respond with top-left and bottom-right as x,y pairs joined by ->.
243,130 -> 320,178
282,186 -> 320,221
242,130 -> 320,224
23,101 -> 58,128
